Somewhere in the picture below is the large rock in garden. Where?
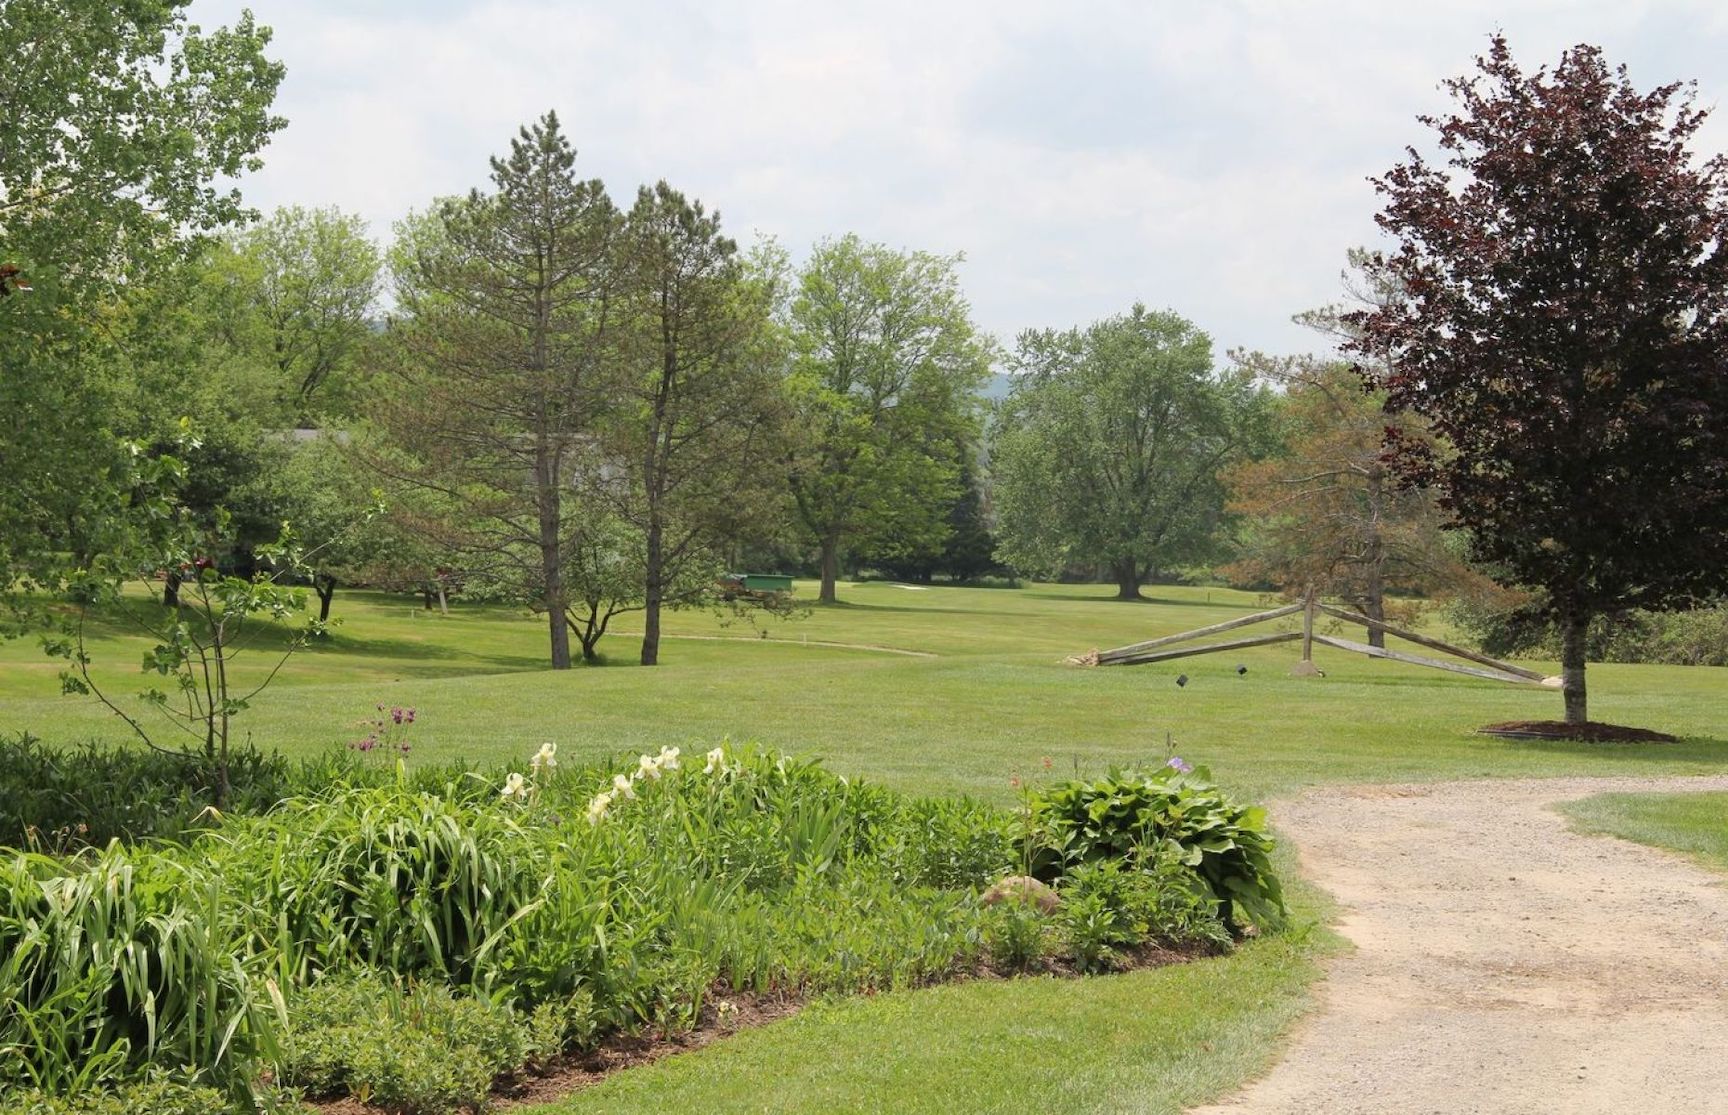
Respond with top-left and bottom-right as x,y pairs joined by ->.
981,875 -> 1060,914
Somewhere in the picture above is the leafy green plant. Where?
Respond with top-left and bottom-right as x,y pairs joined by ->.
0,733 -> 302,848
211,783 -> 555,988
1060,857 -> 1230,957
982,900 -> 1049,974
0,742 -> 1278,1109
1059,888 -> 1125,974
1027,762 -> 1286,933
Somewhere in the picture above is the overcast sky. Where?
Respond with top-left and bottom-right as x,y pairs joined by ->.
199,0 -> 1728,358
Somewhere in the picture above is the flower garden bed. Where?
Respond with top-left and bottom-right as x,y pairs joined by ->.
0,742 -> 1284,1115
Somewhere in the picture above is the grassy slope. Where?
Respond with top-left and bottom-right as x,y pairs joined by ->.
1559,792 -> 1728,872
3,582 -> 1723,1113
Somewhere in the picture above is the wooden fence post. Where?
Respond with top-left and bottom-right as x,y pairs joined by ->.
1291,586 -> 1322,677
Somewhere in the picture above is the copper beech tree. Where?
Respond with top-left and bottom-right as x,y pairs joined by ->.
1352,37 -> 1728,725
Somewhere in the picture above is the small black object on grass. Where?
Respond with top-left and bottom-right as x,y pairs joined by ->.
1235,663 -> 1247,675
1175,674 -> 1189,687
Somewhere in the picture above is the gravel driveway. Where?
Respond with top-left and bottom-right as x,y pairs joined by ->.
1188,775 -> 1728,1115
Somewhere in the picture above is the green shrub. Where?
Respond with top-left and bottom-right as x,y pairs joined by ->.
0,734 -> 512,852
1,743 -> 1279,1109
1027,764 -> 1285,932
865,795 -> 1016,890
1058,887 -> 1126,973
280,972 -> 525,1114
0,734 -> 301,849
1447,593 -> 1728,666
1594,605 -> 1728,666
1058,858 -> 1230,957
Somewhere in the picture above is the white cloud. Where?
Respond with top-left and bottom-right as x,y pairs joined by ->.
201,0 -> 1728,356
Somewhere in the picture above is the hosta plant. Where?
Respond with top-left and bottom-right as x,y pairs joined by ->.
1026,762 -> 1285,932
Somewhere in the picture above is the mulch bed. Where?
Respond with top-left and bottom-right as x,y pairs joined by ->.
1478,720 -> 1679,743
304,940 -> 1220,1113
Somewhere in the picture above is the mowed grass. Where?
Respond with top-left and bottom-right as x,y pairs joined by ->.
1559,792 -> 1728,873
3,581 -> 1724,1113
538,932 -> 1324,1115
3,581 -> 1722,804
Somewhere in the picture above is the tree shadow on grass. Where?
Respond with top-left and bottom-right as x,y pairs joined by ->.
1034,591 -> 1267,609
294,629 -> 534,664
1488,734 -> 1728,771
810,600 -> 1018,619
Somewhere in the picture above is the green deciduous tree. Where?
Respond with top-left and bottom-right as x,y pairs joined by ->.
0,0 -> 285,302
226,206 -> 382,423
0,0 -> 283,606
273,433 -> 384,622
994,306 -> 1274,599
786,236 -> 992,603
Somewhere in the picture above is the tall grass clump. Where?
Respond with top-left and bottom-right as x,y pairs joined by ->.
0,845 -> 278,1101
212,784 -> 557,989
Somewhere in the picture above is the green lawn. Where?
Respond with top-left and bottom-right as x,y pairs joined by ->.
1559,792 -> 1728,873
4,580 -> 1724,1113
537,931 -> 1325,1115
5,582 -> 1723,806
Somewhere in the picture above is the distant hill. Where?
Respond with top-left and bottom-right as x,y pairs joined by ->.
980,371 -> 1018,402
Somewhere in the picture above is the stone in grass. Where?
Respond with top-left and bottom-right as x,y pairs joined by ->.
981,875 -> 1061,914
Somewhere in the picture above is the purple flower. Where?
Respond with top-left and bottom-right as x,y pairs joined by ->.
1165,756 -> 1193,774
391,707 -> 405,725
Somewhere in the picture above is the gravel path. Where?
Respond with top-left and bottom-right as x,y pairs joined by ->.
1189,775 -> 1728,1115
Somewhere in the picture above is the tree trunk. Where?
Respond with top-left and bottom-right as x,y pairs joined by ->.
819,533 -> 840,604
1362,467 -> 1387,648
1561,609 -> 1589,725
163,569 -> 182,608
1113,558 -> 1143,601
569,607 -> 607,663
641,522 -> 664,667
1362,585 -> 1387,649
536,454 -> 571,669
315,575 -> 336,623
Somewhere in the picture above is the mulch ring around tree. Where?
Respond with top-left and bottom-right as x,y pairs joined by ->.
1478,720 -> 1679,743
